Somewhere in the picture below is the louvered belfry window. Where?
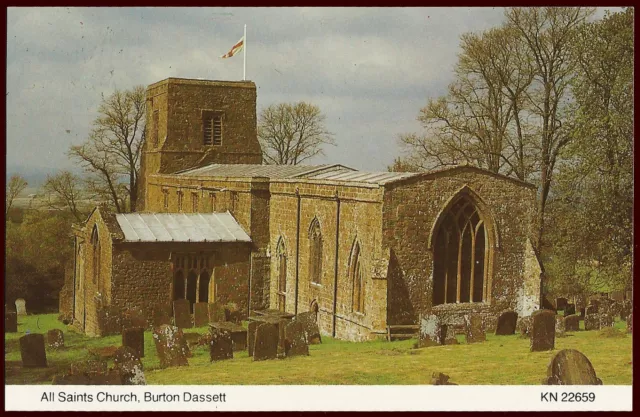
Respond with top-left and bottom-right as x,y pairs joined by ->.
203,111 -> 223,146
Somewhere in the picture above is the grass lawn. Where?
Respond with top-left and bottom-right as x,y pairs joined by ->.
5,314 -> 632,385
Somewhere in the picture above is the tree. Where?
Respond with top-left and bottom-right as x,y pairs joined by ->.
43,170 -> 88,223
69,86 -> 146,212
258,102 -> 335,165
5,174 -> 28,216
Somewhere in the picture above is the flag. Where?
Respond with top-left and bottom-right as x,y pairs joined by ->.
220,36 -> 244,59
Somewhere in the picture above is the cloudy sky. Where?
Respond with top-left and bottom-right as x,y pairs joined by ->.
6,7 -> 615,177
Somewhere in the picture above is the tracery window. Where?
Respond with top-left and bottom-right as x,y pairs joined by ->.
308,218 -> 323,285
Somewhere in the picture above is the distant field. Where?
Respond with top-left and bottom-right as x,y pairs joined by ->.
4,314 -> 633,385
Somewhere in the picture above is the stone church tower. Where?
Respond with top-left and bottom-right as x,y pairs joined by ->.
137,78 -> 263,211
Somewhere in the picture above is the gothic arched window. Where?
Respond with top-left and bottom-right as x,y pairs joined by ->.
433,195 -> 488,305
350,241 -> 365,313
308,218 -> 323,285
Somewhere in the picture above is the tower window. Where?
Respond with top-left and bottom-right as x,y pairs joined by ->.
152,110 -> 159,148
308,218 -> 323,285
203,111 -> 223,146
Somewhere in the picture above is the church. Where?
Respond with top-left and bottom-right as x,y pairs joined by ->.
63,77 -> 542,340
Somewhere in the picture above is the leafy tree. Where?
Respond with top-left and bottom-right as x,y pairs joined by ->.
258,102 -> 335,165
5,174 -> 28,216
69,86 -> 146,212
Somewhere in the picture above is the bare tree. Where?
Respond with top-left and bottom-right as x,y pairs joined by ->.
5,174 -> 28,216
69,86 -> 146,212
258,102 -> 335,165
42,171 -> 87,222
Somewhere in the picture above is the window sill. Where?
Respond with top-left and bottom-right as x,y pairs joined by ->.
431,302 -> 492,312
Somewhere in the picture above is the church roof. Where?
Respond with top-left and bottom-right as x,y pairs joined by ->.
175,163 -> 353,179
114,212 -> 251,243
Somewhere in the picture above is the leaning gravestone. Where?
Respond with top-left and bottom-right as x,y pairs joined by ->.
253,323 -> 279,361
122,327 -> 145,358
544,349 -> 603,385
5,311 -> 18,333
20,333 -> 47,368
530,309 -> 555,352
208,302 -> 227,323
419,314 -> 442,347
294,311 -> 322,344
47,329 -> 64,349
464,314 -> 486,344
209,328 -> 233,362
556,298 -> 568,312
113,346 -> 146,385
15,298 -> 26,316
173,299 -> 192,329
194,302 -> 209,327
495,311 -> 518,335
152,324 -> 189,369
564,304 -> 576,317
152,303 -> 172,327
284,320 -> 309,357
564,315 -> 580,332
555,316 -> 566,337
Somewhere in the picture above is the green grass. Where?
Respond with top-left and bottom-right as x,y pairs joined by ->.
5,314 -> 633,385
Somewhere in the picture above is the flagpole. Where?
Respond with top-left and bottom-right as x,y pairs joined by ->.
243,24 -> 247,81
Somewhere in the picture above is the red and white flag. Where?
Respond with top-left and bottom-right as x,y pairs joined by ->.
220,36 -> 245,59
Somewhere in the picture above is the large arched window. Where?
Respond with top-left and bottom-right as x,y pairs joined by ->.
433,195 -> 488,305
172,253 -> 213,311
308,218 -> 323,285
350,241 -> 365,313
91,226 -> 100,290
276,238 -> 287,312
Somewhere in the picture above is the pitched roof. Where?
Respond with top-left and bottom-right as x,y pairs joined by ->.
114,212 -> 251,243
175,163 -> 353,179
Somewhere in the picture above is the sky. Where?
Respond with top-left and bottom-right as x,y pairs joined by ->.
6,7 -> 617,177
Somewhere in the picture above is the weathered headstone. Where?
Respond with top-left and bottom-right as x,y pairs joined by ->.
15,298 -> 26,316
19,333 -> 47,368
122,327 -> 145,358
530,309 -> 555,352
173,299 -> 192,329
5,311 -> 18,333
419,314 -> 442,347
209,328 -> 234,362
517,316 -> 533,337
556,298 -> 568,311
564,304 -> 576,317
495,311 -> 518,335
194,302 -> 209,327
431,372 -> 457,385
122,307 -> 147,330
152,304 -> 172,327
253,323 -> 279,361
47,329 -> 64,349
284,320 -> 309,357
152,324 -> 189,369
564,314 -> 580,332
113,346 -> 146,385
208,302 -> 227,323
294,311 -> 322,344
555,316 -> 566,337
210,322 -> 247,351
54,363 -> 123,385
96,305 -> 122,336
599,312 -> 614,328
464,314 -> 486,344
627,313 -> 632,333
544,349 -> 603,385
584,314 -> 600,331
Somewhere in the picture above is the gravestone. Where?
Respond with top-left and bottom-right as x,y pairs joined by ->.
627,313 -> 632,333
122,327 -> 145,358
173,299 -> 192,329
194,302 -> 209,327
96,305 -> 122,336
210,322 -> 247,351
70,359 -> 107,376
47,329 -> 64,349
209,328 -> 234,362
208,302 -> 227,323
464,314 -> 486,344
530,309 -> 555,352
555,316 -> 566,337
294,311 -> 322,344
54,363 -> 123,385
431,372 -> 457,385
419,314 -> 442,347
20,333 -> 47,368
5,311 -> 18,333
253,323 -> 279,361
564,304 -> 576,317
495,311 -> 518,335
113,346 -> 146,385
517,316 -> 533,337
556,298 -> 568,311
122,307 -> 147,330
284,320 -> 309,357
152,324 -> 189,369
15,298 -> 26,316
584,314 -> 600,331
442,324 -> 459,345
247,321 -> 259,356
544,349 -> 603,385
564,315 -> 580,332
152,304 -> 172,327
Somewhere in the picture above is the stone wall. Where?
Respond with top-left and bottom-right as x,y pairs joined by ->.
382,167 -> 539,326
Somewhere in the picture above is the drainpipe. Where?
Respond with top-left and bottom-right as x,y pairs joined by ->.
332,191 -> 341,337
294,188 -> 301,314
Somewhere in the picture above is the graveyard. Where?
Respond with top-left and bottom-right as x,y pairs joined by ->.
4,310 -> 632,386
